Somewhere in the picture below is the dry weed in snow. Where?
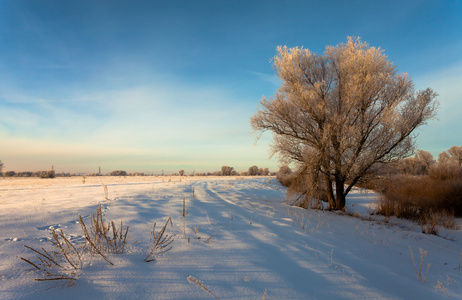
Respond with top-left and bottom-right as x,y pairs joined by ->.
409,246 -> 430,282
179,196 -> 189,239
79,205 -> 129,255
144,216 -> 174,262
21,228 -> 83,285
187,276 -> 220,299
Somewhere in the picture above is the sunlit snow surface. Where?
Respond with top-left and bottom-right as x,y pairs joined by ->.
0,176 -> 461,299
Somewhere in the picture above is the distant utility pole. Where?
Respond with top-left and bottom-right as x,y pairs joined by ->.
99,166 -> 101,175
162,169 -> 164,176
51,165 -> 54,170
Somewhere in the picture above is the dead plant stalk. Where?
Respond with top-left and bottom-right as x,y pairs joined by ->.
179,197 -> 188,239
409,246 -> 430,281
187,276 -> 220,299
21,228 -> 83,285
145,216 -> 174,262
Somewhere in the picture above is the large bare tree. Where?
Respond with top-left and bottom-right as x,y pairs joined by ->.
251,37 -> 438,210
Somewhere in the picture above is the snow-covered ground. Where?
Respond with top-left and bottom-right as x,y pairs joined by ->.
0,176 -> 461,299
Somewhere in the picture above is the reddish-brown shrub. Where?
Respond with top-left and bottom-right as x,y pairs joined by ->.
428,163 -> 462,180
375,174 -> 462,232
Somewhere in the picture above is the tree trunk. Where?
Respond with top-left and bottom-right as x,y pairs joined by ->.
335,177 -> 346,210
325,174 -> 336,209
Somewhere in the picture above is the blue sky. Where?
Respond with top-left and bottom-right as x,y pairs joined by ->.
0,0 -> 461,174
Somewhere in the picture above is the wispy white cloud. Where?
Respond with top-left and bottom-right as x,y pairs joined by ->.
244,70 -> 281,87
413,60 -> 462,154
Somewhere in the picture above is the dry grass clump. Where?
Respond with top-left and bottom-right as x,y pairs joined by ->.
79,205 -> 129,255
21,206 -> 128,282
23,205 -> 175,285
418,210 -> 455,235
21,228 -> 83,285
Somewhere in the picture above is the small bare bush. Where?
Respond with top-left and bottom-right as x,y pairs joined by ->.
419,210 -> 456,235
419,211 -> 441,235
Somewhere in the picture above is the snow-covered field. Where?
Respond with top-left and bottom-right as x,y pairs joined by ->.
0,176 -> 461,299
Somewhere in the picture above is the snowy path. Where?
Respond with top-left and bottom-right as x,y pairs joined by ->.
0,176 -> 461,299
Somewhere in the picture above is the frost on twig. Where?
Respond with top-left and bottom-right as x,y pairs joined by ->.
79,205 -> 129,257
187,276 -> 220,299
145,216 -> 174,262
21,228 -> 83,286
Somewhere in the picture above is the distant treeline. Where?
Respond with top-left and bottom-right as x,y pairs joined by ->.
0,165 -> 275,178
178,165 -> 274,177
105,165 -> 274,177
1,170 -> 57,178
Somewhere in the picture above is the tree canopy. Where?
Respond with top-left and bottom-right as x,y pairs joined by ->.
251,37 -> 438,210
